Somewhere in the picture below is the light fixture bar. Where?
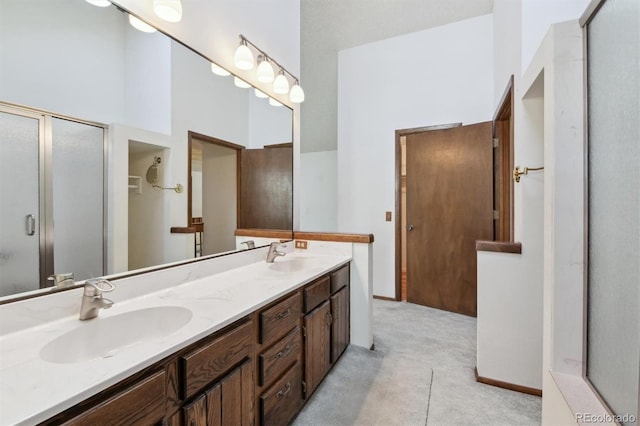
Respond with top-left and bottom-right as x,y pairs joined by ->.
238,34 -> 300,87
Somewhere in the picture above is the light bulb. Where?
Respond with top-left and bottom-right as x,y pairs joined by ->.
128,15 -> 157,33
234,76 -> 251,88
289,83 -> 305,103
210,63 -> 230,77
85,0 -> 111,6
256,56 -> 275,83
255,88 -> 269,98
273,71 -> 289,94
234,43 -> 254,70
269,98 -> 283,107
153,0 -> 182,23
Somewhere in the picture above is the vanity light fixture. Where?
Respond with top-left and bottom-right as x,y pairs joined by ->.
272,69 -> 290,94
210,62 -> 230,77
85,0 -> 111,6
234,34 -> 305,103
289,79 -> 305,103
269,98 -> 283,107
234,76 -> 251,89
153,0 -> 182,23
128,15 -> 157,33
255,88 -> 269,99
256,55 -> 275,83
234,38 -> 254,70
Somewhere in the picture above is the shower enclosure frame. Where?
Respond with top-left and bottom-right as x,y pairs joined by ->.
0,102 -> 108,291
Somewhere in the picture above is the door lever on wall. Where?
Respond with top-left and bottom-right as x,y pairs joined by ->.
25,214 -> 35,236
513,165 -> 544,183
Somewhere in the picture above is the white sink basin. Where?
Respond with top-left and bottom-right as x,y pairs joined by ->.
40,306 -> 192,364
269,257 -> 311,273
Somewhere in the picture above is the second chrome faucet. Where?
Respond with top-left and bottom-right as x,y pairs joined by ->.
266,242 -> 287,263
79,279 -> 115,320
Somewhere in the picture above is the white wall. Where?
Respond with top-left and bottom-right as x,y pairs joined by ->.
337,15 -> 494,297
128,148 -> 167,270
299,151 -> 338,232
521,0 -> 590,72
202,144 -> 237,255
0,1 -> 126,123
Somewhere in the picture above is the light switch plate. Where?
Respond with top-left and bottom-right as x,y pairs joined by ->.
295,240 -> 308,249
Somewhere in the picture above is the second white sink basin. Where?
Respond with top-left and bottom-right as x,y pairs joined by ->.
40,306 -> 192,364
269,257 -> 311,273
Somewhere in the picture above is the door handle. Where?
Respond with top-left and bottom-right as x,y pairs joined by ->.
407,224 -> 414,231
25,214 -> 36,236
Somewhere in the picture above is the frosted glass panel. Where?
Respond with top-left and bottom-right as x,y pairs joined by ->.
52,118 -> 104,281
587,0 -> 640,424
0,111 -> 40,295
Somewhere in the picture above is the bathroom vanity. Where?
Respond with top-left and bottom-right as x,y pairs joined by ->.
0,241 -> 368,426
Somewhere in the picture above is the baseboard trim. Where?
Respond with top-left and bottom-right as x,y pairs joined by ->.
373,295 -> 397,301
474,367 -> 542,397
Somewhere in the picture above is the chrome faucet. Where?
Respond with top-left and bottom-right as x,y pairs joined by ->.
48,273 -> 74,288
241,240 -> 256,249
266,242 -> 287,263
79,279 -> 115,320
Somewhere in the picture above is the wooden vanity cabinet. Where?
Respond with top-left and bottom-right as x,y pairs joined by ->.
42,262 -> 351,426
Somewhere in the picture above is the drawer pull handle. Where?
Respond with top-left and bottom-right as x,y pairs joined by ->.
276,382 -> 291,399
275,308 -> 291,320
274,344 -> 293,360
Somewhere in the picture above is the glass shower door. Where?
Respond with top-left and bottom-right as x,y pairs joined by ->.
51,117 -> 104,281
0,109 -> 42,296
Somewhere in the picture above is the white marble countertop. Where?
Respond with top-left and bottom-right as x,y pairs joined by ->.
0,252 -> 350,426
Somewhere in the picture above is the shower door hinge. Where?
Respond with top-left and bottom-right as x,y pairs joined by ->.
493,210 -> 500,220
492,138 -> 499,148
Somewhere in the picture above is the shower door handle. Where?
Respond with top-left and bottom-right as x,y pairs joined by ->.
25,214 -> 36,236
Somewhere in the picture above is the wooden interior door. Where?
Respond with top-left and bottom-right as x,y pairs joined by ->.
405,122 -> 493,316
238,146 -> 293,229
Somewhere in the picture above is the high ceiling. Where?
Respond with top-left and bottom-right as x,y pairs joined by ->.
300,0 -> 494,153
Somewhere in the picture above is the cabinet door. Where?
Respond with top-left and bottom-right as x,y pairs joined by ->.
330,285 -> 350,363
183,360 -> 253,426
304,300 -> 331,398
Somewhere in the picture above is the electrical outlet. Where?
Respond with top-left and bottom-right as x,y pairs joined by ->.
385,211 -> 392,221
295,240 -> 308,249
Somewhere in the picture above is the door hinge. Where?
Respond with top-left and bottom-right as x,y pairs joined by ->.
302,326 -> 306,337
493,210 -> 500,220
302,380 -> 307,396
492,138 -> 499,148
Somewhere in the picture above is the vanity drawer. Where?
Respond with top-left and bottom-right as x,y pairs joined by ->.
62,370 -> 166,426
260,292 -> 301,344
260,362 -> 303,426
303,276 -> 330,313
259,326 -> 302,386
330,264 -> 350,294
180,320 -> 253,400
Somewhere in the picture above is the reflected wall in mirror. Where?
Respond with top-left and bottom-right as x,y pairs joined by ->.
0,0 -> 293,300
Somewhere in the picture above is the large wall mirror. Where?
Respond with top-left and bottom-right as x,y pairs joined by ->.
0,0 -> 293,300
